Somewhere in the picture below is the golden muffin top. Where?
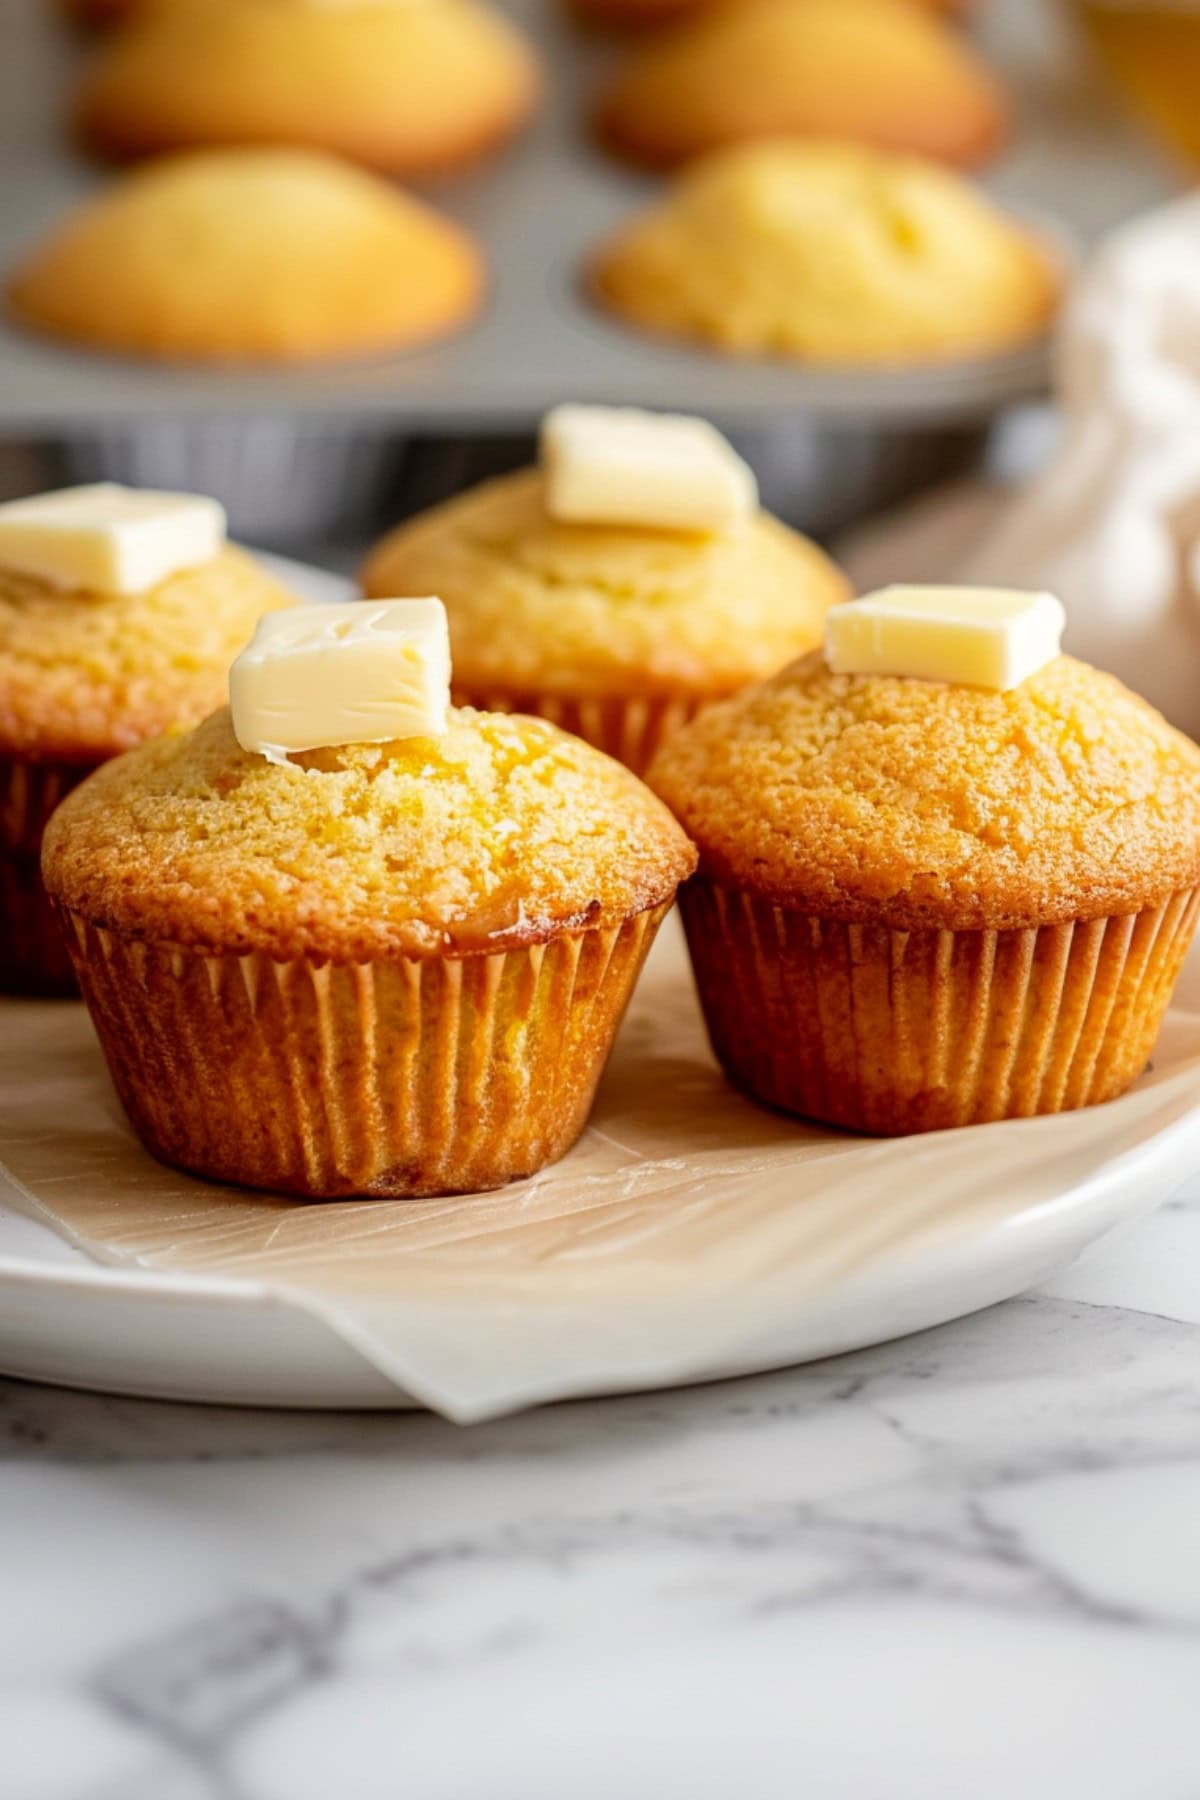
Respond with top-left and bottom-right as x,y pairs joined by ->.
577,0 -> 961,27
594,0 -> 1006,171
8,149 -> 484,366
43,705 -> 697,960
362,468 -> 848,699
72,0 -> 540,176
591,139 -> 1059,364
647,652 -> 1200,931
0,546 -> 295,762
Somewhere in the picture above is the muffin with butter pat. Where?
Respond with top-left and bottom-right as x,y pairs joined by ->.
43,599 -> 696,1199
591,140 -> 1059,365
8,149 -> 485,366
72,0 -> 541,177
362,405 -> 849,777
648,585 -> 1200,1134
0,482 -> 298,994
594,0 -> 1006,170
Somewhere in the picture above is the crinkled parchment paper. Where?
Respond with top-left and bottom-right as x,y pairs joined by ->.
3,919 -> 1200,1420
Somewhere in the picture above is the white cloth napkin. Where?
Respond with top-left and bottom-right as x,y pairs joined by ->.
958,194 -> 1200,737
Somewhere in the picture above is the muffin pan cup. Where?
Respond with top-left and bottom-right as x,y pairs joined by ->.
54,900 -> 671,1200
0,754 -> 88,994
678,878 -> 1200,1135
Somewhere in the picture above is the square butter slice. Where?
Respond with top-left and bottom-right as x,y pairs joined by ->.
230,598 -> 451,762
540,404 -> 757,533
824,586 -> 1066,692
0,483 -> 225,595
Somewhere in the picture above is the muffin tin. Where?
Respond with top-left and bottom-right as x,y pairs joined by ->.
0,0 -> 1176,540
0,0 -> 1142,425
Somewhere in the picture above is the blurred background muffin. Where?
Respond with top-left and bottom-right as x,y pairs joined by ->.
569,0 -> 970,31
591,141 -> 1060,364
72,0 -> 541,175
8,149 -> 485,363
594,0 -> 1007,169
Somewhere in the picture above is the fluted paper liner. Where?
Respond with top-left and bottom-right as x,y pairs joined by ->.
3,915 -> 1200,1420
56,904 -> 669,1199
679,881 -> 1200,1133
452,684 -> 704,777
0,755 -> 90,994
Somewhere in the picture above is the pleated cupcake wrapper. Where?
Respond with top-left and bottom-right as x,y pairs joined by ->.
0,754 -> 92,995
57,902 -> 670,1200
452,685 -> 706,777
679,879 -> 1200,1134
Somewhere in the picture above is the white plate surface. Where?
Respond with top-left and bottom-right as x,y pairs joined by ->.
4,950 -> 1200,1418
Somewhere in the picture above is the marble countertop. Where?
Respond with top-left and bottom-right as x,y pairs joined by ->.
3,1171 -> 1200,1800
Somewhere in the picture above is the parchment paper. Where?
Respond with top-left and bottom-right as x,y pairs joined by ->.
3,918 -> 1200,1421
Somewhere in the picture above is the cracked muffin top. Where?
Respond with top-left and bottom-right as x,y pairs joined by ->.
361,467 -> 848,700
43,704 -> 696,960
647,650 -> 1200,930
590,139 -> 1058,365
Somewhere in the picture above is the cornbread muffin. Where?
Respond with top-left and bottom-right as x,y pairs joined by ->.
361,467 -> 849,776
594,0 -> 1006,170
72,0 -> 541,176
0,546 -> 296,994
591,141 -> 1059,365
571,0 -> 966,31
44,706 -> 696,1198
8,150 -> 484,367
648,651 -> 1200,1132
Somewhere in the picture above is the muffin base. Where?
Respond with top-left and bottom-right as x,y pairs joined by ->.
1,756 -> 90,995
452,684 -> 705,777
56,903 -> 669,1199
679,879 -> 1200,1134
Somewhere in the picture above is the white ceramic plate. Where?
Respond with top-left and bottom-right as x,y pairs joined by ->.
4,552 -> 1199,1420
1,1071 -> 1198,1414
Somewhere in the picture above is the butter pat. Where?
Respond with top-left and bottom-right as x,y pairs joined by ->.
824,585 -> 1066,692
0,483 -> 225,596
540,404 -> 757,533
230,598 -> 451,762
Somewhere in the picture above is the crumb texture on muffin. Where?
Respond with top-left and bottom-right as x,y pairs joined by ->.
594,0 -> 1006,170
8,149 -> 485,364
362,467 -> 848,697
648,651 -> 1200,930
72,0 -> 540,174
0,545 -> 295,760
591,140 -> 1058,363
44,706 -> 697,960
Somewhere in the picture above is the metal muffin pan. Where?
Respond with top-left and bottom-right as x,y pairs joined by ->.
0,0 -> 1176,540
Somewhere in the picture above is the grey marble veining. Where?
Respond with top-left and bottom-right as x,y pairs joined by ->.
3,1174 -> 1200,1800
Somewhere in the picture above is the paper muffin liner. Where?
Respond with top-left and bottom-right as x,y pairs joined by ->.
55,902 -> 670,1199
0,755 -> 91,994
678,878 -> 1200,1134
452,685 -> 706,777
